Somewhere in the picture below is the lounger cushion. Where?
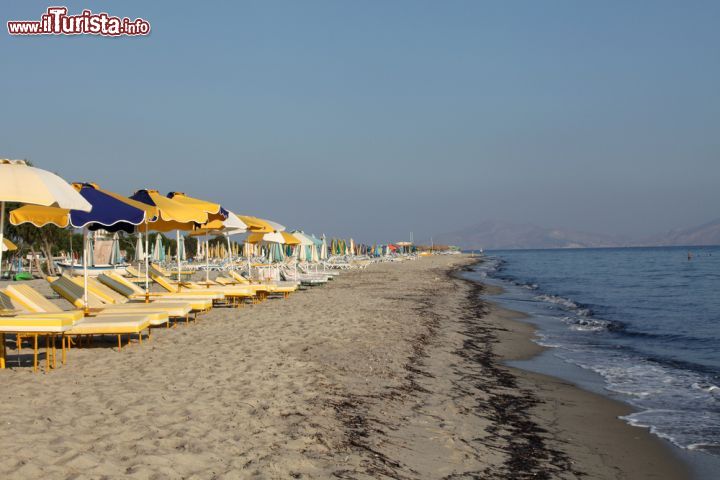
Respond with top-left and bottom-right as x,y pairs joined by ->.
67,315 -> 151,334
0,315 -> 75,333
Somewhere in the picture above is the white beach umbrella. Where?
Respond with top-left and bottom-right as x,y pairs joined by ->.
257,231 -> 285,244
109,232 -> 122,265
211,211 -> 248,262
290,231 -> 314,262
320,234 -> 328,260
135,232 -> 145,275
265,219 -> 285,232
135,234 -> 145,261
178,235 -> 186,261
310,237 -> 319,262
222,211 -> 248,234
152,234 -> 163,262
0,159 -> 91,276
290,231 -> 314,246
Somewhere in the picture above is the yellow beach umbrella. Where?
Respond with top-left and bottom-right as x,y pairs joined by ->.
246,231 -> 300,244
9,204 -> 71,228
167,192 -> 224,221
130,189 -> 211,293
193,210 -> 248,263
238,216 -> 274,233
165,192 -> 234,284
281,232 -> 301,245
2,238 -> 17,252
132,190 -> 207,232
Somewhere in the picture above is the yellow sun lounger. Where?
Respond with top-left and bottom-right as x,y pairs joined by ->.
4,284 -> 83,320
125,265 -> 142,278
0,313 -> 74,372
227,270 -> 298,291
46,278 -> 171,328
1,289 -> 85,326
63,274 -> 195,321
98,272 -> 216,312
150,267 -> 257,296
60,314 -> 152,356
0,290 -> 151,369
66,314 -> 152,351
0,313 -> 75,332
226,271 -> 298,297
124,265 -> 148,282
0,290 -> 77,371
10,281 -> 168,327
149,271 -> 256,307
151,263 -> 195,277
206,276 -> 272,300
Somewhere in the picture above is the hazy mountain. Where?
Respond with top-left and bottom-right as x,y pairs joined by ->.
433,220 -> 627,250
640,218 -> 720,246
434,218 -> 720,250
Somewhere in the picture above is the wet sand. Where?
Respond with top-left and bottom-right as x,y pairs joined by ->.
483,296 -> 691,480
0,255 -> 690,478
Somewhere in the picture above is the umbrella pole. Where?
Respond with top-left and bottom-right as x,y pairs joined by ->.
69,229 -> 73,268
226,233 -> 232,264
144,220 -> 150,302
176,230 -> 181,284
0,201 -> 4,279
82,228 -> 89,315
205,234 -> 210,286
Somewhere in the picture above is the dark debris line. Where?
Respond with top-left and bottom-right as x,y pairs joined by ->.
328,261 -> 584,479
451,265 -> 584,480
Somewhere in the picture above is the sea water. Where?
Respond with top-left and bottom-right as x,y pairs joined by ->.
464,246 -> 720,477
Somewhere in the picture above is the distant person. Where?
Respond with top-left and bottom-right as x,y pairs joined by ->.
688,251 -> 693,261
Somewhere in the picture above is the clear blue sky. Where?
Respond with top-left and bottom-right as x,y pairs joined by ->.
2,1 -> 718,243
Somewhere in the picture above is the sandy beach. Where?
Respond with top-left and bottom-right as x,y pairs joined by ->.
0,255 -> 690,479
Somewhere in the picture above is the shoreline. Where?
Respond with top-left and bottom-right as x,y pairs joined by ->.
455,259 -> 692,480
0,255 -> 694,478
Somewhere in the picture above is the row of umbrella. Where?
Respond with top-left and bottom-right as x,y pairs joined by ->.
0,160 -> 305,310
0,159 -> 404,311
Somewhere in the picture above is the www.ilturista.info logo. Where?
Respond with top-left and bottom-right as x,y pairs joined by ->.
7,7 -> 150,36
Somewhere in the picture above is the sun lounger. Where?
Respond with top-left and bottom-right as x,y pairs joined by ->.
151,263 -> 195,277
123,265 -> 154,285
9,281 -> 168,327
63,274 -> 197,322
4,284 -> 83,318
280,268 -> 328,286
0,312 -> 74,372
0,289 -> 76,369
0,289 -> 150,370
222,271 -> 298,298
98,272 -> 216,312
125,265 -> 143,278
149,270 -> 257,307
65,314 -> 152,351
46,277 -> 171,328
227,271 -> 299,293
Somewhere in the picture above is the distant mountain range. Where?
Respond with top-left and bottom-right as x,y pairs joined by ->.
433,218 -> 720,250
640,218 -> 720,247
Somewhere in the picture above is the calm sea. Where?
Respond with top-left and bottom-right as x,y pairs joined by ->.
464,246 -> 720,473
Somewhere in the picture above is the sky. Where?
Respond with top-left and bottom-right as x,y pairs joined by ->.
1,1 -> 719,244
